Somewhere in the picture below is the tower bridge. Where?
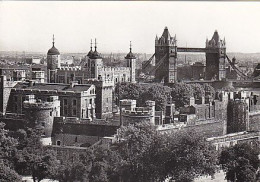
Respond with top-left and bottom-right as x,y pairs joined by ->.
143,27 -> 247,84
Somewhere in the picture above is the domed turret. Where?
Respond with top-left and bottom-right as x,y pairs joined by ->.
47,35 -> 60,55
125,41 -> 136,59
47,35 -> 61,83
89,39 -> 101,59
125,41 -> 136,83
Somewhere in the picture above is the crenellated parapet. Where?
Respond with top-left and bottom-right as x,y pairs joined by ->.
23,95 -> 60,138
60,66 -> 82,71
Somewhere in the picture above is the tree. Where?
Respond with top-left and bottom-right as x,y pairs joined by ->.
0,162 -> 21,182
113,122 -> 218,182
190,83 -> 205,101
14,128 -> 59,182
141,84 -> 171,111
116,82 -> 171,111
203,83 -> 215,99
114,122 -> 163,182
0,122 -> 18,167
171,83 -> 194,108
219,143 -> 260,182
164,130 -> 218,182
0,122 -> 21,182
52,150 -> 92,182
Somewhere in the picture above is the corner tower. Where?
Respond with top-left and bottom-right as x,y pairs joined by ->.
205,30 -> 226,80
47,35 -> 61,83
155,27 -> 177,83
125,41 -> 136,83
87,39 -> 103,79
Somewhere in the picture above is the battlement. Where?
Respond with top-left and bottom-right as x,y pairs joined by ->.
23,95 -> 60,110
114,67 -> 131,72
84,78 -> 114,87
122,107 -> 152,117
60,66 -> 82,71
120,99 -> 136,107
0,75 -> 18,88
99,67 -> 114,72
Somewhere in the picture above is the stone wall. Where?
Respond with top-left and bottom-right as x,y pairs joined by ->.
249,113 -> 260,132
185,119 -> 226,138
51,120 -> 119,146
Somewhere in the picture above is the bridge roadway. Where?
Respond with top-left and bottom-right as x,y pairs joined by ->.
177,47 -> 218,53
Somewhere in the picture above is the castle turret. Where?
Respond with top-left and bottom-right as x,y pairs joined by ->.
23,95 -> 60,141
47,35 -> 61,83
87,39 -> 103,79
227,99 -> 249,134
0,75 -> 17,115
125,41 -> 136,83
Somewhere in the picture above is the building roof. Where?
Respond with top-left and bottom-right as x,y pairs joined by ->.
89,50 -> 102,59
161,26 -> 171,41
13,82 -> 93,93
208,30 -> 220,46
89,39 -> 102,59
47,35 -> 60,55
52,119 -> 119,136
47,46 -> 60,55
125,41 -> 136,59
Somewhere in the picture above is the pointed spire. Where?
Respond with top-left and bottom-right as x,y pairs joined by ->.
87,39 -> 94,57
129,41 -> 132,53
52,34 -> 55,47
90,39 -> 93,51
94,38 -> 97,51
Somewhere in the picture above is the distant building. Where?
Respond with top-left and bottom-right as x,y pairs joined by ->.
48,38 -> 136,86
191,62 -> 205,80
25,57 -> 41,65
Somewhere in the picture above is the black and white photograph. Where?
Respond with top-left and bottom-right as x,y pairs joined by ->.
0,1 -> 260,182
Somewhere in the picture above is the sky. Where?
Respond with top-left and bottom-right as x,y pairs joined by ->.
1,1 -> 260,54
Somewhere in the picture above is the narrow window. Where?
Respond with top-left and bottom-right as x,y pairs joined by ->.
56,141 -> 61,146
73,109 -> 77,116
73,99 -> 77,106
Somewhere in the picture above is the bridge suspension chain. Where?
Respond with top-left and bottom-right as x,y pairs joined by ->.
147,54 -> 167,75
226,55 -> 248,79
142,53 -> 155,70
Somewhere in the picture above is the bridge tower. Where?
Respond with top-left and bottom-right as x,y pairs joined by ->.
155,27 -> 177,83
205,30 -> 226,81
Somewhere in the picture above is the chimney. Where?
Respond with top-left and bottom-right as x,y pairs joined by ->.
70,81 -> 78,88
